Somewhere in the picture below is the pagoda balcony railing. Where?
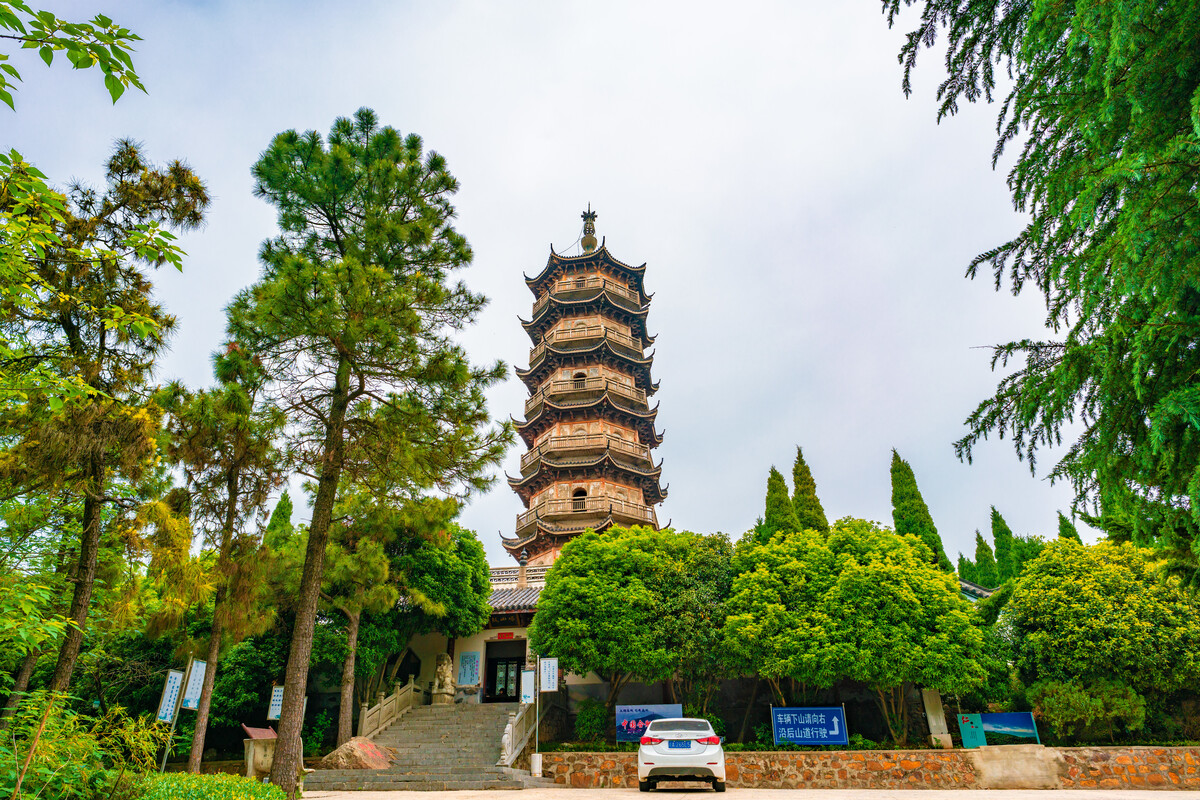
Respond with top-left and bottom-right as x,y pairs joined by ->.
515,495 -> 657,534
529,326 -> 641,364
524,376 -> 647,416
530,277 -> 642,318
520,432 -> 651,472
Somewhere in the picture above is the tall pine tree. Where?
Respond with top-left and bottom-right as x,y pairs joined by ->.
758,466 -> 799,543
1057,512 -> 1082,542
973,530 -> 1000,588
790,446 -> 829,533
889,450 -> 952,571
991,506 -> 1017,583
957,553 -> 977,584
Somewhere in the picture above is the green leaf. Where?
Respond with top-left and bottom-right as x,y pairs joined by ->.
38,45 -> 52,67
103,72 -> 123,102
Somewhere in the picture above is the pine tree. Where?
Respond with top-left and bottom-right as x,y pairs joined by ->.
229,109 -> 510,792
264,492 -> 295,550
957,553 -> 977,584
889,450 -> 952,571
790,446 -> 829,533
973,530 -> 999,589
1057,512 -> 1082,542
991,507 -> 1017,583
758,467 -> 799,543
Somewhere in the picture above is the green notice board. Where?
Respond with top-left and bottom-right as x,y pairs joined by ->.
957,713 -> 987,749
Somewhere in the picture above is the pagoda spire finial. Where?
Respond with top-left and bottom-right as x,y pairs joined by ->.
581,204 -> 598,253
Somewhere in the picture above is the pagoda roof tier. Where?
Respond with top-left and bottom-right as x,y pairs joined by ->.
522,286 -> 654,344
515,340 -> 658,394
525,245 -> 650,299
515,391 -> 663,448
507,451 -> 667,505
507,494 -> 660,546
501,522 -> 609,561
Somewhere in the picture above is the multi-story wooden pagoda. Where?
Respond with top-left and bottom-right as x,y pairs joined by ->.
502,208 -> 666,566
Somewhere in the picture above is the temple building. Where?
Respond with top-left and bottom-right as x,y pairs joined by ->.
500,206 -> 667,567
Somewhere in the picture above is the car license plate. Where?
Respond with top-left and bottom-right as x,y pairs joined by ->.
668,740 -> 690,749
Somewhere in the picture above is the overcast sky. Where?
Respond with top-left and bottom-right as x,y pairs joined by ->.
7,1 -> 1093,566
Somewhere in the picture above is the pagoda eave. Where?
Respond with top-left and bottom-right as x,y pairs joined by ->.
508,454 -> 666,504
516,395 -> 663,447
526,245 -> 648,296
523,291 -> 651,341
515,342 -> 658,393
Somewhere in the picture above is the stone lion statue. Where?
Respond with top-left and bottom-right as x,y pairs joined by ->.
434,653 -> 454,693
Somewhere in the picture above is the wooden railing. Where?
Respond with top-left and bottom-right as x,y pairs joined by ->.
497,701 -> 551,767
524,377 -> 646,416
530,276 -> 642,317
358,675 -> 425,740
528,326 -> 641,364
520,432 -> 651,471
515,495 -> 657,531
490,565 -> 551,585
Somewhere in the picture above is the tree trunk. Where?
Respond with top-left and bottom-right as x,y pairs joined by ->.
604,673 -> 627,744
0,649 -> 40,729
738,678 -> 759,743
270,360 -> 350,795
49,455 -> 103,692
337,609 -> 361,746
187,471 -> 240,772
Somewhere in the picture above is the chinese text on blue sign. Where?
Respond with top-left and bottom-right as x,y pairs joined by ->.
771,707 -> 848,746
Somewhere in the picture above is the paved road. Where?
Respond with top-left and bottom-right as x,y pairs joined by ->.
308,790 -> 1200,799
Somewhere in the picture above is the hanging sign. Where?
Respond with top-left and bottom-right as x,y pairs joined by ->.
520,669 -> 536,704
458,651 -> 481,686
267,685 -> 285,721
539,657 -> 558,692
156,670 -> 184,723
771,707 -> 849,746
180,659 -> 207,711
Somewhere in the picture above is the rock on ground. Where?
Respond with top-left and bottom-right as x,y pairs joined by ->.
315,737 -> 394,770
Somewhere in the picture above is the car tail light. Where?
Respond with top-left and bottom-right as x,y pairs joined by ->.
697,736 -> 721,745
640,736 -> 663,745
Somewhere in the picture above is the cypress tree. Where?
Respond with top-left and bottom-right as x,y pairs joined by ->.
791,446 -> 829,532
991,506 -> 1017,582
759,466 -> 799,543
973,530 -> 1000,588
889,450 -> 953,571
1057,511 -> 1082,542
957,553 -> 977,584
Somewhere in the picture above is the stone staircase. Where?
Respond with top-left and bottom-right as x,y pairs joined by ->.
306,702 -> 555,791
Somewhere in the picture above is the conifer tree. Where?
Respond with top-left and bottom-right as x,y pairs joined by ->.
973,530 -> 1000,589
758,466 -> 799,543
264,492 -> 294,549
229,109 -> 510,792
790,446 -> 829,533
991,507 -> 1017,583
889,450 -> 952,571
1057,512 -> 1082,543
957,553 -> 977,584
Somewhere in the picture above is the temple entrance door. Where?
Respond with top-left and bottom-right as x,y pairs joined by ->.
483,639 -> 526,703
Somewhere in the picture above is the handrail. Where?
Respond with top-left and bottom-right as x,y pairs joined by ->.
515,495 -> 657,531
529,277 -> 642,318
357,675 -> 425,740
524,377 -> 646,416
528,326 -> 641,364
520,432 -> 650,471
497,701 -> 550,767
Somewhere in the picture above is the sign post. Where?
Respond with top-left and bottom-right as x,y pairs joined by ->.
536,657 -> 558,755
770,706 -> 849,747
157,657 -> 194,772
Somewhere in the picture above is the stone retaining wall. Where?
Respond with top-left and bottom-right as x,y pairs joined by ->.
541,745 -> 1200,790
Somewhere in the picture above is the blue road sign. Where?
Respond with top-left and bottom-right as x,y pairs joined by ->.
771,706 -> 849,746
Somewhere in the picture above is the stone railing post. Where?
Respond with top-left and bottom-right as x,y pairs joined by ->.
358,702 -> 369,737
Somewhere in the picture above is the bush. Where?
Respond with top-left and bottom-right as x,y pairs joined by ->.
143,773 -> 285,800
573,698 -> 606,742
1029,679 -> 1146,742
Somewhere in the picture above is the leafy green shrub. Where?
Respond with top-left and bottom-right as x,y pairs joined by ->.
573,698 -> 606,742
143,773 -> 286,800
303,710 -> 333,756
1029,679 -> 1146,742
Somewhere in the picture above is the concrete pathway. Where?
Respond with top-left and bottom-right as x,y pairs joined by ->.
307,789 -> 1200,799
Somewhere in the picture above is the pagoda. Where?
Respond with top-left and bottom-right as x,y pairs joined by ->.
502,208 -> 666,566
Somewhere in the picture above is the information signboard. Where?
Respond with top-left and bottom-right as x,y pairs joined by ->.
458,651 -> 481,687
520,669 -> 536,704
616,704 -> 683,742
958,711 -> 1039,748
957,713 -> 987,748
156,670 -> 184,723
267,685 -> 285,721
180,659 -> 207,711
539,657 -> 558,692
771,706 -> 848,746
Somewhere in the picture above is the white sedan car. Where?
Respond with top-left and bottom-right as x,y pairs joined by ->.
637,717 -> 726,792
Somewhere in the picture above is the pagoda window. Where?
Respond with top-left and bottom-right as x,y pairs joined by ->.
572,371 -> 587,389
572,488 -> 587,511
574,274 -> 588,289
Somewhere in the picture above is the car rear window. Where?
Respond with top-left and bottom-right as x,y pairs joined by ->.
646,719 -> 712,733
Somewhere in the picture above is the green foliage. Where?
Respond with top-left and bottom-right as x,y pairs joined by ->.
758,466 -> 799,543
991,507 -> 1017,583
0,1 -> 145,109
1057,512 -> 1082,542
957,553 -> 976,584
0,579 -> 75,679
573,697 -> 607,743
263,493 -> 294,550
1007,541 -> 1200,699
790,446 -> 828,533
142,772 -> 285,800
884,0 -> 1200,587
973,530 -> 1000,588
303,710 -> 333,757
889,451 -> 952,571
1028,680 -> 1146,743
